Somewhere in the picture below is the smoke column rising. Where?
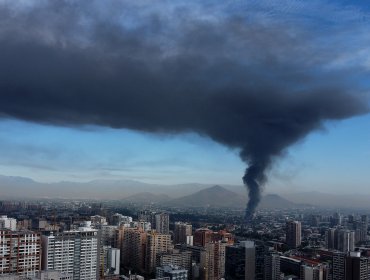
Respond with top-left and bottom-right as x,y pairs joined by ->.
0,1 -> 369,219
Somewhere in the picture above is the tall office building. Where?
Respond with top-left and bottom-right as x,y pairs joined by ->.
0,216 -> 17,231
332,252 -> 346,280
286,221 -> 301,248
145,231 -> 172,274
174,222 -> 192,245
42,223 -> 99,280
0,230 -> 41,278
244,241 -> 256,280
155,213 -> 170,235
225,243 -> 246,280
264,254 -> 281,280
345,252 -> 370,280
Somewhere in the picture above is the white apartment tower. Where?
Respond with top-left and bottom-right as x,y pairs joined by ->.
42,224 -> 99,280
0,216 -> 17,231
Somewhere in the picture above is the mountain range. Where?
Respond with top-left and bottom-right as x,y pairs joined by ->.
0,175 -> 369,209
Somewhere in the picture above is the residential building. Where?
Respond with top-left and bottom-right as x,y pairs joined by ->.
286,221 -> 301,248
0,216 -> 16,231
0,230 -> 41,278
174,223 -> 192,245
41,223 -> 99,280
156,265 -> 188,280
146,231 -> 172,274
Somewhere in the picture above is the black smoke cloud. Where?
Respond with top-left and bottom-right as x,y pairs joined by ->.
0,1 -> 368,218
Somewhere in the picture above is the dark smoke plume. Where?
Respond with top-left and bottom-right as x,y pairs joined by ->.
0,1 -> 369,219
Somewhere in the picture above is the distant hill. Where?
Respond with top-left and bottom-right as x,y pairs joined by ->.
165,185 -> 300,209
166,185 -> 246,208
258,194 -> 300,209
122,192 -> 172,204
1,174 -> 369,210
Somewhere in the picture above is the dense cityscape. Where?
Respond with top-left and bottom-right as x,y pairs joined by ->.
0,194 -> 370,280
1,0 -> 369,280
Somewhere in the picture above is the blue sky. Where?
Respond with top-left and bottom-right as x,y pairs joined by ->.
0,114 -> 369,194
0,0 -> 369,194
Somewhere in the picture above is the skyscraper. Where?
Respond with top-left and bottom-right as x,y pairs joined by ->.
42,223 -> 99,280
286,221 -> 301,248
345,251 -> 370,280
225,244 -> 245,280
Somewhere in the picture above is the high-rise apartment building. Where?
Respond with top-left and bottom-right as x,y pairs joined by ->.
155,213 -> 170,235
174,222 -> 192,245
337,229 -> 355,252
156,250 -> 192,276
0,230 -> 41,278
286,221 -> 301,248
357,215 -> 368,243
99,225 -> 119,247
194,229 -> 213,247
145,231 -> 172,274
41,224 -> 99,280
0,216 -> 17,231
325,228 -> 336,250
120,227 -> 147,273
101,246 -> 120,277
112,213 -> 133,226
202,241 -> 227,280
264,254 -> 281,280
